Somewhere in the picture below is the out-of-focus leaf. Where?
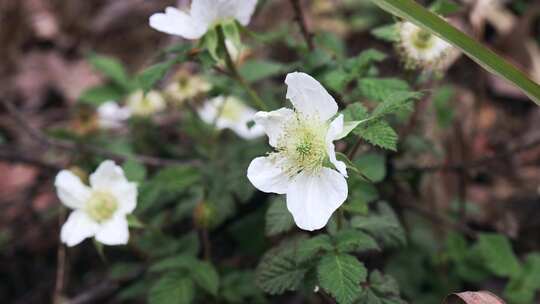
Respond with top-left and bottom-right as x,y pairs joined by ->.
265,197 -> 294,236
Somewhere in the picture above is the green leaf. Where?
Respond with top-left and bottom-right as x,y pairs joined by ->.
122,159 -> 147,183
358,271 -> 406,304
351,202 -> 406,248
79,84 -> 125,105
239,60 -> 286,83
256,241 -> 308,295
336,120 -> 365,140
136,60 -> 176,92
150,255 -> 198,273
317,253 -> 367,304
347,49 -> 387,77
475,233 -> 522,278
191,261 -> 220,296
368,0 -> 540,104
88,54 -> 132,89
430,0 -> 461,15
371,91 -> 421,118
149,273 -> 194,304
343,103 -> 369,121
222,20 -> 241,51
357,78 -> 410,102
333,229 -> 380,253
265,197 -> 294,236
505,254 -> 540,304
315,31 -> 346,58
202,28 -> 219,61
323,68 -> 349,92
355,153 -> 386,182
371,24 -> 399,42
297,234 -> 334,262
126,214 -> 145,229
151,166 -> 201,192
356,120 -> 398,151
433,85 -> 455,128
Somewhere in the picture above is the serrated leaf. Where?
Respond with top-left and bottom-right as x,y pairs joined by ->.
347,49 -> 387,77
475,233 -> 521,278
88,54 -> 132,89
358,271 -> 406,304
350,202 -> 406,248
343,103 -> 369,122
191,261 -> 220,296
371,91 -> 421,118
256,241 -> 308,295
265,197 -> 294,236
297,234 -> 334,262
371,24 -> 399,42
149,273 -> 194,304
334,229 -> 380,253
317,253 -> 367,304
356,120 -> 398,151
357,78 -> 410,102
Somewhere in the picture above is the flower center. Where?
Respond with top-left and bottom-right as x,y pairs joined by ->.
219,98 -> 244,121
276,114 -> 328,175
411,28 -> 435,50
85,191 -> 118,222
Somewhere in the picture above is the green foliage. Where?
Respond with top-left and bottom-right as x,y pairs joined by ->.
122,159 -> 147,183
371,24 -> 399,42
137,60 -> 177,92
88,53 -> 132,89
475,233 -> 522,278
149,273 -> 195,304
357,120 -> 399,151
317,253 -> 367,304
334,229 -> 380,253
351,202 -> 406,248
256,239 -> 308,295
265,197 -> 294,236
358,271 -> 407,304
355,153 -> 386,182
239,60 -> 287,83
430,0 -> 461,15
79,84 -> 126,105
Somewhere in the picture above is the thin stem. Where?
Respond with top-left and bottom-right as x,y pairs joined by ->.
216,26 -> 268,111
290,0 -> 315,51
53,209 -> 67,304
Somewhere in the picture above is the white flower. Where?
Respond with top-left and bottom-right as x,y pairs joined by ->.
126,89 -> 166,117
247,72 -> 348,231
55,160 -> 137,247
397,21 -> 457,70
149,0 -> 258,40
198,95 -> 264,139
165,73 -> 212,104
97,101 -> 131,129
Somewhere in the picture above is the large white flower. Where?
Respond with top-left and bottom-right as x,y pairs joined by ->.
247,72 -> 348,231
97,101 -> 131,129
55,160 -> 137,247
198,95 -> 264,139
149,0 -> 258,40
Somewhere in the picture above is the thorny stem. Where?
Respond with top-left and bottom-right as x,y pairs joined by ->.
216,25 -> 268,111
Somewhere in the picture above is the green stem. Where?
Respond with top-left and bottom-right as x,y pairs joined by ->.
216,25 -> 268,111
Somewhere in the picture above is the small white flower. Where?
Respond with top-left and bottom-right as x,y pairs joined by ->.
126,89 -> 166,117
149,0 -> 258,40
55,160 -> 137,247
165,73 -> 212,104
198,95 -> 264,139
97,101 -> 131,129
397,21 -> 457,70
247,72 -> 348,231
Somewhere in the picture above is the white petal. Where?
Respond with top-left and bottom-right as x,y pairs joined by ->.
89,160 -> 128,191
190,0 -> 220,27
61,210 -> 99,247
286,168 -> 348,231
110,182 -> 138,215
95,215 -> 129,246
229,0 -> 258,26
285,72 -> 338,121
253,108 -> 294,147
55,170 -> 92,209
247,156 -> 290,194
149,7 -> 207,39
326,114 -> 347,177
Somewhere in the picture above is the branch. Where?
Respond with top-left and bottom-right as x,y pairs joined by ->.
1,99 -> 200,168
290,0 -> 315,51
398,137 -> 540,172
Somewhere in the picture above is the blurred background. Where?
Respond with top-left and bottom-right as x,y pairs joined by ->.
1,0 -> 540,303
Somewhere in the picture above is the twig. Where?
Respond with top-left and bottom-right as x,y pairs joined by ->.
53,209 -> 67,304
397,137 -> 540,172
216,26 -> 268,111
65,280 -> 118,304
290,0 -> 315,51
0,146 -> 63,170
1,99 -> 200,168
